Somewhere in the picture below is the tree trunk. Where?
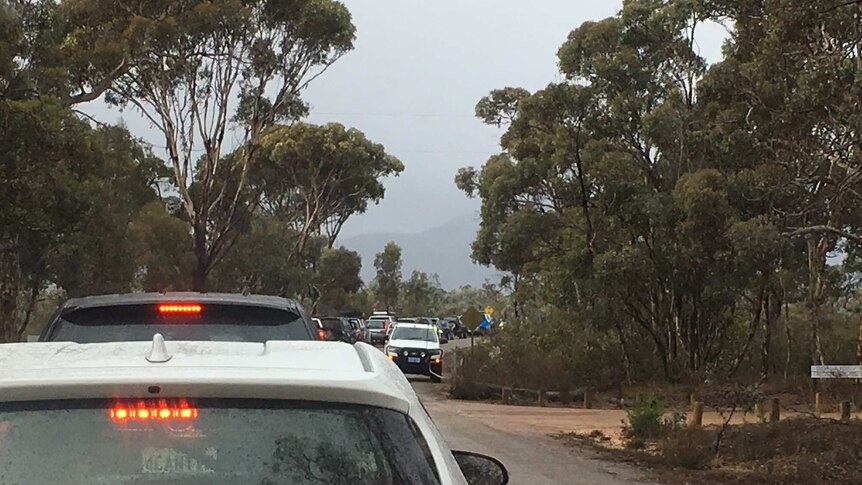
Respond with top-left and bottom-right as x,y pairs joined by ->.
809,304 -> 825,366
192,219 -> 209,292
614,321 -> 633,384
0,289 -> 18,343
0,247 -> 20,343
806,236 -> 829,366
728,282 -> 765,378
784,297 -> 793,379
856,316 -> 862,367
761,290 -> 781,382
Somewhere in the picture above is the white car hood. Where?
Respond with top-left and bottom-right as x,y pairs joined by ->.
387,339 -> 440,351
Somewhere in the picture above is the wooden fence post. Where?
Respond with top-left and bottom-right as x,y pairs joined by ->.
690,393 -> 697,413
502,387 -> 511,405
841,401 -> 851,421
690,401 -> 704,427
815,392 -> 824,417
451,351 -> 459,383
538,389 -> 547,407
583,391 -> 592,410
770,398 -> 780,423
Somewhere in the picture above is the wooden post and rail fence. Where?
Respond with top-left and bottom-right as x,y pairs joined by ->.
451,351 -> 859,421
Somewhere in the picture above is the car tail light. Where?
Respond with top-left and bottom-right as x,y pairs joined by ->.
317,328 -> 326,340
110,399 -> 198,422
157,304 -> 202,314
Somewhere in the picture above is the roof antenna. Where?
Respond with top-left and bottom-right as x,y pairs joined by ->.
146,333 -> 172,363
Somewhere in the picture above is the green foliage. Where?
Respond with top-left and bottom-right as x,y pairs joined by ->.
460,0 -> 862,383
373,242 -> 402,311
254,122 -> 404,252
400,271 -> 444,316
130,201 -> 195,292
207,214 -> 297,295
208,214 -> 364,314
474,87 -> 530,127
56,0 -> 358,289
624,395 -> 665,440
311,247 -> 363,314
51,127 -> 166,297
440,282 -> 509,318
0,0 -> 390,338
0,96 -> 166,341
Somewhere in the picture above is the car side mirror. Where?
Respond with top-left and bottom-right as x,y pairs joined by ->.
452,451 -> 508,485
384,334 -> 390,341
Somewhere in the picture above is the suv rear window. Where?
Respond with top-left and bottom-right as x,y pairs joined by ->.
0,399 -> 440,484
45,304 -> 312,343
320,318 -> 345,330
366,320 -> 385,329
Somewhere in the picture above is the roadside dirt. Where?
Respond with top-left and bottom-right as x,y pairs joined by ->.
412,379 -> 654,485
426,392 -> 844,449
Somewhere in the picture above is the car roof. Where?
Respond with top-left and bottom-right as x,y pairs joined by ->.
60,292 -> 305,314
392,323 -> 434,330
0,338 -> 409,413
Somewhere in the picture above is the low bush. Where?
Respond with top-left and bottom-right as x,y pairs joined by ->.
655,418 -> 862,483
659,427 -> 716,469
624,394 -> 665,440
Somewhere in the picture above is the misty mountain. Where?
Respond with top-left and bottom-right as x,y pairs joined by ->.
339,215 -> 501,290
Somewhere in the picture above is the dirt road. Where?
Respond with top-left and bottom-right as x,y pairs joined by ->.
411,379 -> 651,485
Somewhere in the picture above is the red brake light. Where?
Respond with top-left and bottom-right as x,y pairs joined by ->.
158,303 -> 202,314
110,400 -> 199,422
317,328 -> 326,340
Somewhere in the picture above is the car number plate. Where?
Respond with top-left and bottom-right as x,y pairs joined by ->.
142,447 -> 214,474
408,357 -> 421,363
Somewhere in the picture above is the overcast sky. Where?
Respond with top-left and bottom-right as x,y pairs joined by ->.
83,0 -> 728,239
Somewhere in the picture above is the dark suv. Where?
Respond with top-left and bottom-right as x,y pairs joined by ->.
347,318 -> 368,343
39,292 -> 319,343
317,317 -> 357,343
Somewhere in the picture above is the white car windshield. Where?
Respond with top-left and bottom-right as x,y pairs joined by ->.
0,399 -> 440,485
391,326 -> 437,343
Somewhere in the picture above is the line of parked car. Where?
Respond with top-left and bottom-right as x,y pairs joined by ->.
311,315 -> 370,344
308,312 -> 477,386
11,292 -> 509,484
311,312 -> 473,346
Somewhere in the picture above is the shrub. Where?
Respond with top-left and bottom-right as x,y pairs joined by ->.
449,379 -> 495,400
624,394 -> 664,440
626,436 -> 647,450
659,427 -> 716,469
662,411 -> 688,431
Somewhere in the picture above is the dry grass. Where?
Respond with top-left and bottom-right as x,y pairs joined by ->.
558,417 -> 862,484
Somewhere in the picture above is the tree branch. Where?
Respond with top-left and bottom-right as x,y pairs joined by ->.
785,225 -> 862,247
67,58 -> 128,105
